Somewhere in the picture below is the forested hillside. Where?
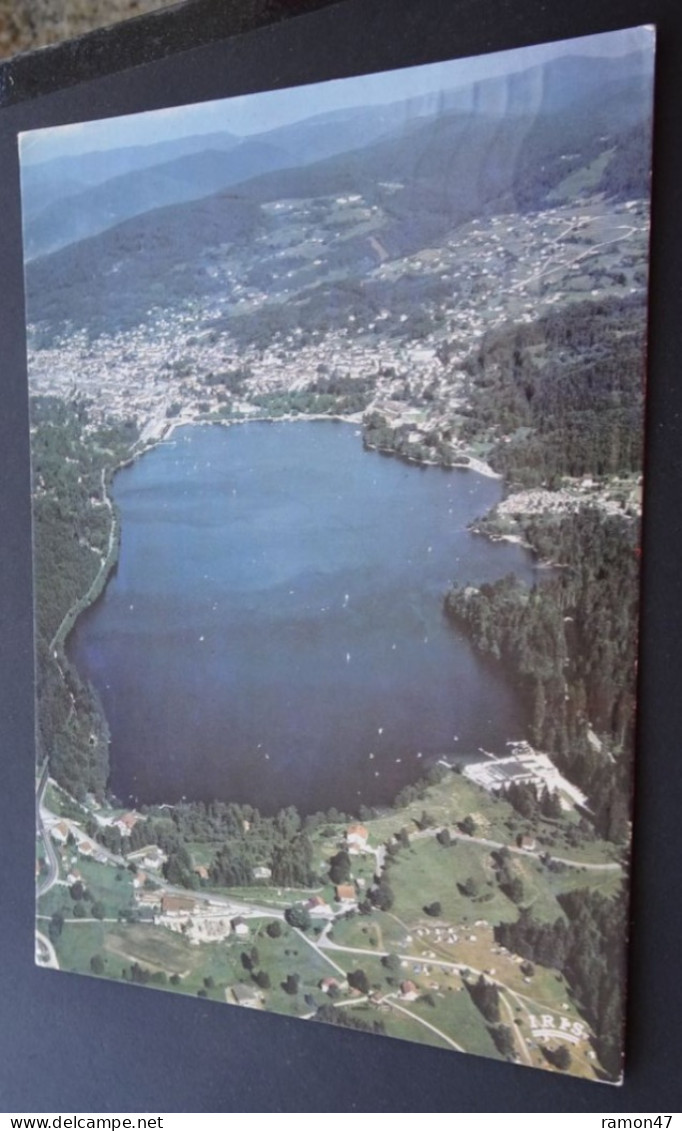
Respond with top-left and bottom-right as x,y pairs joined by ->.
445,509 -> 638,842
25,53 -> 652,346
458,295 -> 647,486
496,888 -> 627,1079
440,277 -> 644,846
31,397 -> 138,799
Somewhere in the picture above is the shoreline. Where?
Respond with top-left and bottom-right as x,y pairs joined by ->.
141,402 -> 501,479
49,402 -> 516,812
49,468 -> 119,660
77,744 -> 500,829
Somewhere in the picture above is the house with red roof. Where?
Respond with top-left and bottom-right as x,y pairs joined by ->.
346,824 -> 369,852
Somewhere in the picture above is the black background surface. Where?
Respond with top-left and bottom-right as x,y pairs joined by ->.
1,0 -> 681,1113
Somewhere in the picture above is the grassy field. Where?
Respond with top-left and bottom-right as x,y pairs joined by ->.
363,771 -> 513,844
540,861 -> 622,904
104,923 -> 197,975
77,858 -> 135,907
37,758 -> 617,1077
379,1002 -> 457,1053
328,913 -> 393,952
63,914 -> 339,1020
387,836 -> 520,926
50,901 -> 591,1071
361,769 -> 617,868
55,920 -> 110,974
37,857 -> 135,922
44,782 -> 89,822
399,984 -> 501,1060
37,886 -> 71,919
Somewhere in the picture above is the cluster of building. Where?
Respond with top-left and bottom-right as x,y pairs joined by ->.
463,741 -> 588,810
132,887 -> 256,944
493,477 -> 643,524
27,192 -> 648,470
47,817 -> 109,864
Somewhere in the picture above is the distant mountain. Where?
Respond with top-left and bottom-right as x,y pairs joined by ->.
23,139 -> 292,259
21,128 -> 243,190
452,48 -> 653,121
215,74 -> 652,255
27,192 -> 262,337
22,95 -> 459,259
20,175 -> 88,219
25,49 -> 653,341
21,47 -> 653,261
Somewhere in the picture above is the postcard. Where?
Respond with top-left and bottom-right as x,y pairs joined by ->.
24,25 -> 654,1082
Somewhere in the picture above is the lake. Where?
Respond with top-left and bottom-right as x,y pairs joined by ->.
68,420 -> 535,814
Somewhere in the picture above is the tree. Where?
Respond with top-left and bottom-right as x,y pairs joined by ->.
495,888 -> 627,1079
72,902 -> 87,919
348,969 -> 370,995
254,969 -> 271,990
90,954 -> 105,975
129,962 -> 150,985
91,901 -> 106,920
283,973 -> 300,995
502,876 -> 525,905
543,1044 -> 571,1071
370,882 -> 394,911
100,826 -> 122,855
469,975 -> 501,1023
316,1003 -> 386,1036
285,905 -> 311,931
48,910 -> 64,943
381,953 -> 402,976
436,828 -> 451,847
424,901 -> 442,917
506,782 -> 539,820
266,920 -> 282,939
163,844 -> 195,888
271,831 -> 315,887
490,1024 -> 516,1059
329,849 -> 351,885
460,815 -> 477,837
460,876 -> 480,898
540,786 -> 563,821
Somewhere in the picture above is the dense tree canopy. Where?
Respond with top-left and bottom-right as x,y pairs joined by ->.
496,888 -> 626,1080
458,295 -> 645,487
446,508 -> 638,841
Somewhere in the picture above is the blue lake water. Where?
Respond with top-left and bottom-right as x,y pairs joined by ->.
68,421 -> 535,814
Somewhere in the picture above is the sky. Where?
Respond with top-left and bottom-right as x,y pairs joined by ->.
19,25 -> 654,166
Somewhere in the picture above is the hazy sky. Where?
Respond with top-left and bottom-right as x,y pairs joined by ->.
20,25 -> 654,166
